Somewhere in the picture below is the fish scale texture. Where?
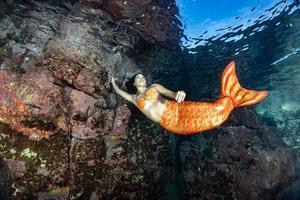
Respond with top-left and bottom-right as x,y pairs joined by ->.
160,99 -> 231,134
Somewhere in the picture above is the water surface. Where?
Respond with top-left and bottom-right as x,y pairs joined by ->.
157,0 -> 300,198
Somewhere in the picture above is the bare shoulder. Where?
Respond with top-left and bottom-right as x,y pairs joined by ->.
148,84 -> 163,93
149,83 -> 168,92
149,83 -> 161,89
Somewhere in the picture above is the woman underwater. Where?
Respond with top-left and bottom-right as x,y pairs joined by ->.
111,61 -> 269,135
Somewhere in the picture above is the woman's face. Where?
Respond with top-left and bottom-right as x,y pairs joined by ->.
134,74 -> 147,87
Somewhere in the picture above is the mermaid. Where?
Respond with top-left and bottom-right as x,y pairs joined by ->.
111,61 -> 268,135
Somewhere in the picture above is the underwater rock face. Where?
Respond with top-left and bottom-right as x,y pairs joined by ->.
0,0 -> 180,198
0,123 -> 70,198
178,108 -> 295,200
0,158 -> 14,199
70,89 -> 98,139
0,0 -> 72,72
103,0 -> 182,47
0,68 -> 66,139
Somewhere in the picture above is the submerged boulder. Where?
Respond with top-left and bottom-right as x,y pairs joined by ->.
0,123 -> 70,199
0,68 -> 65,140
0,0 -> 181,198
102,0 -> 182,47
178,108 -> 295,200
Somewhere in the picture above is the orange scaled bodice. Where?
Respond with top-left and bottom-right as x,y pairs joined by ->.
136,88 -> 160,111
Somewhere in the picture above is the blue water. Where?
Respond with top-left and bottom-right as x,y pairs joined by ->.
155,0 -> 300,199
177,0 -> 297,47
172,0 -> 300,143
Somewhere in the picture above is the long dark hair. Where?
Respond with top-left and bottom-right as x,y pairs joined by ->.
125,72 -> 144,94
125,73 -> 148,118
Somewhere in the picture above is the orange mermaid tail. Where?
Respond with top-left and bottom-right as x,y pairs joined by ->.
159,61 -> 268,135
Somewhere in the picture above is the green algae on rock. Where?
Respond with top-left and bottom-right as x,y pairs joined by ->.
0,122 -> 70,197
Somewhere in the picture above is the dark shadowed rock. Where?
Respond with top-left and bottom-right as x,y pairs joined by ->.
37,187 -> 69,200
75,68 -> 106,97
103,0 -> 182,47
106,93 -> 118,109
70,89 -> 98,139
69,138 -> 105,197
178,108 -> 296,200
0,123 -> 70,198
104,105 -> 131,166
0,0 -> 72,72
96,116 -> 174,199
0,158 -> 15,199
5,159 -> 26,178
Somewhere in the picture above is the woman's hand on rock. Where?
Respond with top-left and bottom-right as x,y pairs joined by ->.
111,77 -> 118,86
176,90 -> 186,102
111,77 -> 116,83
111,77 -> 118,90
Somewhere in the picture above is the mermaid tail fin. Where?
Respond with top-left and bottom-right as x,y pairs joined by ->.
220,61 -> 269,107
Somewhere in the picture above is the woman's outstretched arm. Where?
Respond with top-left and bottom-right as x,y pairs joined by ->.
151,84 -> 186,102
111,77 -> 135,103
